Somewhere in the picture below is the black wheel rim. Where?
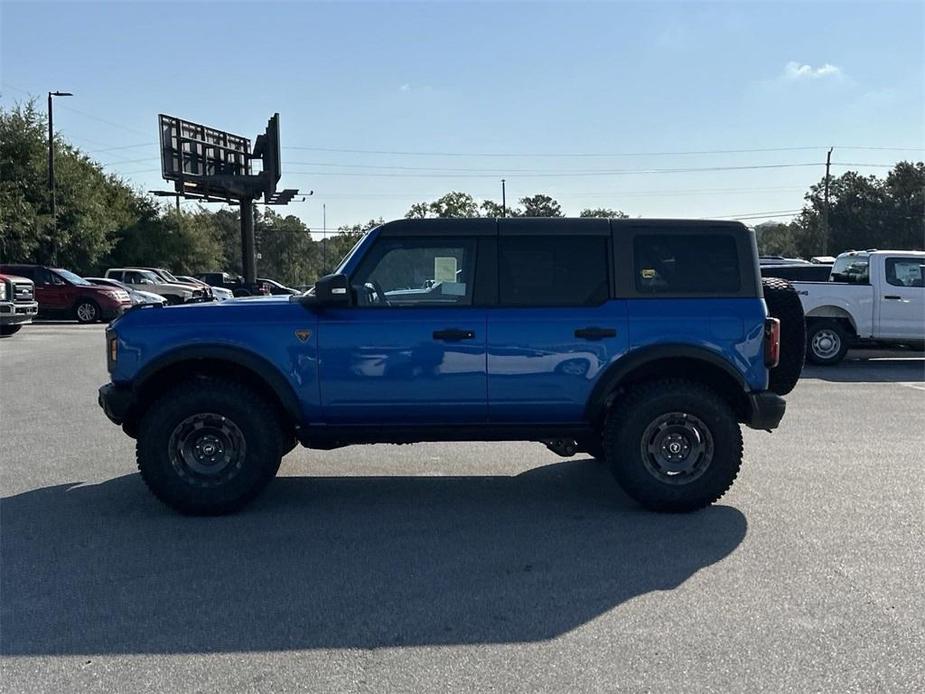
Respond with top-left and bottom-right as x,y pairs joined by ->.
640,411 -> 714,485
167,413 -> 247,487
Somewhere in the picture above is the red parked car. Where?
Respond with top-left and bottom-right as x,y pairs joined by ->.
0,264 -> 131,324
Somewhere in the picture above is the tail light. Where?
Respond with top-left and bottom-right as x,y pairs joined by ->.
764,317 -> 781,368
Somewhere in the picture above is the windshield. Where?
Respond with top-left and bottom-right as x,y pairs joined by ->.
158,269 -> 181,282
333,231 -> 372,276
53,269 -> 92,286
138,270 -> 161,283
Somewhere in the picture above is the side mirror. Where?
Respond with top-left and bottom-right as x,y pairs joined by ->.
310,273 -> 352,307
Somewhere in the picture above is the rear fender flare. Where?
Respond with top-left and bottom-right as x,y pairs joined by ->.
584,344 -> 748,424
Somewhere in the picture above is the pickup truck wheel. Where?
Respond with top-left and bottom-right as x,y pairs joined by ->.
762,277 -> 805,395
136,379 -> 284,515
605,380 -> 742,512
74,299 -> 100,324
806,320 -> 849,365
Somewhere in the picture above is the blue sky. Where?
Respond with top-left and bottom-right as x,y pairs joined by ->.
2,1 -> 923,234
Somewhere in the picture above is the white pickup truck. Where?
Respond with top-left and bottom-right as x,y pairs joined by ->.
789,250 -> 924,365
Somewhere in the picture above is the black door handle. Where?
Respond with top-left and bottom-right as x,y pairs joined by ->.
883,295 -> 902,300
433,328 -> 475,341
574,326 -> 617,340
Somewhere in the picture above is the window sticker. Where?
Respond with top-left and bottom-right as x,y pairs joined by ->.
641,268 -> 657,280
434,257 -> 458,283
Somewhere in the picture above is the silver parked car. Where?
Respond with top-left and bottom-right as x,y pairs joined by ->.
86,277 -> 168,306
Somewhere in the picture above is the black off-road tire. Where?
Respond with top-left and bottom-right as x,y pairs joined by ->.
761,277 -> 805,395
74,299 -> 100,324
806,319 -> 849,366
136,379 -> 285,515
0,324 -> 22,336
604,379 -> 743,512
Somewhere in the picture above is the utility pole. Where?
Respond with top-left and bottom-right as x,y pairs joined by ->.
322,203 -> 327,273
822,147 -> 833,256
501,179 -> 506,218
47,91 -> 73,264
240,197 -> 257,284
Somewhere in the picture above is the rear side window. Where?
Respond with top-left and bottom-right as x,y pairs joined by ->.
885,258 -> 924,287
634,234 -> 739,294
830,255 -> 869,284
499,236 -> 609,306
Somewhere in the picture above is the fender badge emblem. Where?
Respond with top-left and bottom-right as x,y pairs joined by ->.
295,329 -> 312,342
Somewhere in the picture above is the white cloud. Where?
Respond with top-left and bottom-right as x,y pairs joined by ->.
783,61 -> 842,80
399,83 -> 411,92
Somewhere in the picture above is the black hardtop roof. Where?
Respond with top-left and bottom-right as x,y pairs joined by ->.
375,217 -> 749,237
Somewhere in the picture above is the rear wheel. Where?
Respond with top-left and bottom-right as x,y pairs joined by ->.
762,277 -> 805,395
605,379 -> 742,512
136,379 -> 284,515
806,320 -> 849,365
74,299 -> 100,324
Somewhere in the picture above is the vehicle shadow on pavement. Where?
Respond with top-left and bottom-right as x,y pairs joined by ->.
802,357 -> 925,383
1,460 -> 746,655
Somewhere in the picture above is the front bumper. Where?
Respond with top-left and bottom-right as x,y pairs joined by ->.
0,301 -> 39,325
744,391 -> 786,430
98,382 -> 135,426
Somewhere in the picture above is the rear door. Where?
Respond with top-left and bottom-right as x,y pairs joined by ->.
877,256 -> 925,339
316,222 -> 492,424
487,219 -> 627,423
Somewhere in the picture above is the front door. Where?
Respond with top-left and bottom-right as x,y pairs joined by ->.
36,268 -> 71,312
317,231 -> 488,425
878,256 -> 925,340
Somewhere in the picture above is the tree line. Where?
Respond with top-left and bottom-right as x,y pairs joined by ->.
2,100 -> 922,287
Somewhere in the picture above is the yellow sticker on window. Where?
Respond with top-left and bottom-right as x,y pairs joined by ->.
641,268 -> 656,279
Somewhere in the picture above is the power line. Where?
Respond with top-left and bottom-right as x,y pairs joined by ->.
281,162 -> 827,179
706,208 -> 803,219
283,145 -> 831,158
83,142 -> 155,154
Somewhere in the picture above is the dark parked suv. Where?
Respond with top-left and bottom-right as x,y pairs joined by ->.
100,218 -> 805,516
0,264 -> 132,323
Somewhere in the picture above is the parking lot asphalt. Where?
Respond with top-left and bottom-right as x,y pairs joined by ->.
1,323 -> 923,693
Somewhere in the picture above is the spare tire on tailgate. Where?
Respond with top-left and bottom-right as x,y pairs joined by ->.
762,277 -> 805,395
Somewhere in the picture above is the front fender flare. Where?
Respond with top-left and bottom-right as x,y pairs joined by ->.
132,344 -> 302,423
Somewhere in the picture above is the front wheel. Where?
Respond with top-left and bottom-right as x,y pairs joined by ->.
605,379 -> 743,512
806,321 -> 849,365
74,299 -> 100,324
136,379 -> 284,515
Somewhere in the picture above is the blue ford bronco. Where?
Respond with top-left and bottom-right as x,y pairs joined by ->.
99,218 -> 804,515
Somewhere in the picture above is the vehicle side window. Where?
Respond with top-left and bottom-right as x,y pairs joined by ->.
35,268 -> 59,285
885,258 -> 924,288
498,235 -> 609,307
830,255 -> 870,284
109,271 -> 123,281
351,237 -> 476,307
634,234 -> 739,294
